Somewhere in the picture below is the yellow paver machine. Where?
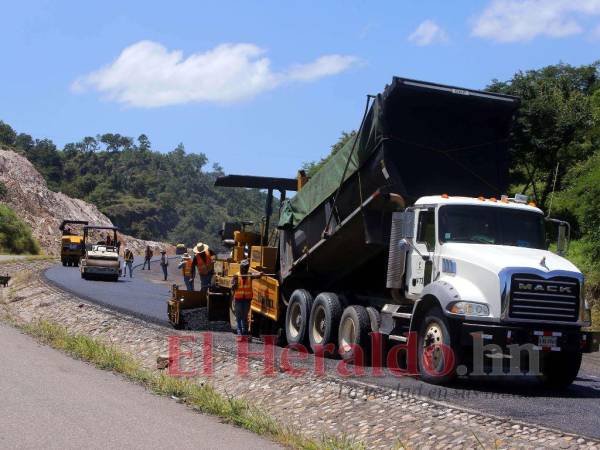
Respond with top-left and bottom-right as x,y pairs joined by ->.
167,175 -> 297,337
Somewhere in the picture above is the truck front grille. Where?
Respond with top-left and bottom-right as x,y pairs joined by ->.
509,274 -> 580,322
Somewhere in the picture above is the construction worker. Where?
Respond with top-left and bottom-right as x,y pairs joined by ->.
159,249 -> 169,281
177,252 -> 194,291
191,242 -> 214,292
124,247 -> 134,278
231,259 -> 253,338
142,245 -> 153,270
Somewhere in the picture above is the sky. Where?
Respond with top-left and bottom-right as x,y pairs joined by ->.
1,0 -> 600,178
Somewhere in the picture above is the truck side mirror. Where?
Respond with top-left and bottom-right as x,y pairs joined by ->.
557,222 -> 569,256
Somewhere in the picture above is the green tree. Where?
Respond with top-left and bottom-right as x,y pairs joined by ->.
554,150 -> 600,260
487,62 -> 600,208
0,120 -> 16,147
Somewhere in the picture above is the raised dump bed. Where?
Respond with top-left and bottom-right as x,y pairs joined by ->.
278,77 -> 519,294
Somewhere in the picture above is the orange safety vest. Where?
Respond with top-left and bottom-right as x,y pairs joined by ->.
234,274 -> 253,301
196,252 -> 213,275
182,259 -> 193,277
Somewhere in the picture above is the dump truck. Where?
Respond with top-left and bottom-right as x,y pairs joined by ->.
59,220 -> 89,266
170,77 -> 599,387
80,225 -> 121,281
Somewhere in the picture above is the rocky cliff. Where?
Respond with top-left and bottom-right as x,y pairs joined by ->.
0,148 -> 171,255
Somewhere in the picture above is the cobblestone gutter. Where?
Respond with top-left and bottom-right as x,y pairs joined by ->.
2,260 -> 599,450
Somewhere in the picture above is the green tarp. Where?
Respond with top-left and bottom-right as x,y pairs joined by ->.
278,99 -> 382,228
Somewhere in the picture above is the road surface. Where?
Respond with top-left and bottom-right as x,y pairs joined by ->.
45,262 -> 600,439
0,322 -> 280,450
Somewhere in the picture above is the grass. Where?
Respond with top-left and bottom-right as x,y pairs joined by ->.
0,254 -> 56,265
563,240 -> 600,331
6,318 -> 365,450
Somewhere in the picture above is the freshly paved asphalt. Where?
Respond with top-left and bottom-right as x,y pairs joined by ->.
45,257 -> 172,325
45,262 -> 600,439
0,322 -> 281,450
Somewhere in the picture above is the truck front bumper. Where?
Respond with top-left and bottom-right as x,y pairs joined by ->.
458,322 -> 600,354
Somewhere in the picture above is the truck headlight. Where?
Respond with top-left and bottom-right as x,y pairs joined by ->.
448,301 -> 489,316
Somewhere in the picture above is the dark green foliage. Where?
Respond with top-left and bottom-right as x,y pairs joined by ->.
554,150 -> 600,260
3,126 -> 267,249
0,120 -> 17,146
0,204 -> 40,254
0,181 -> 7,199
487,62 -> 600,208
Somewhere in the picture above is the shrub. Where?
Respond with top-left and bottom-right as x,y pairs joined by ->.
0,204 -> 40,254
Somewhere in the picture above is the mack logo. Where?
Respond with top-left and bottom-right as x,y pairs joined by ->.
518,283 -> 572,294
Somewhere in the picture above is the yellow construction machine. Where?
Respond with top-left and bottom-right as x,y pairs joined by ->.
167,175 -> 296,337
59,220 -> 88,266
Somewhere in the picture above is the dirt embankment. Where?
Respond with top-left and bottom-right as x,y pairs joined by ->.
0,148 -> 172,256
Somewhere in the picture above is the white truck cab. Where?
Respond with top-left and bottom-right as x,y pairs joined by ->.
380,194 -> 596,387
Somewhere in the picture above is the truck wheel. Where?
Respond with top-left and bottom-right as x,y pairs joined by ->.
338,305 -> 371,362
417,307 -> 457,385
62,259 -> 67,267
285,289 -> 313,345
365,306 -> 381,333
308,292 -> 342,354
539,351 -> 582,389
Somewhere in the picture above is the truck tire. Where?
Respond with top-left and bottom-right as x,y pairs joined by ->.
417,307 -> 457,385
365,306 -> 381,333
308,292 -> 342,354
62,259 -> 67,267
539,351 -> 582,389
338,305 -> 371,362
285,289 -> 313,346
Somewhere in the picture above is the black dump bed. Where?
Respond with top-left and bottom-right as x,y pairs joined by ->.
278,77 -> 519,293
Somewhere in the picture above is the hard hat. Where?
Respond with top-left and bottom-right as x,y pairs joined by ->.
193,242 -> 209,254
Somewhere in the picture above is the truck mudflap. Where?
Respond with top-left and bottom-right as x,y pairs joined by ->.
459,322 -> 599,353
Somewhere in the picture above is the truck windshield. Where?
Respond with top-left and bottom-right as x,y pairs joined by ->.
438,205 -> 546,249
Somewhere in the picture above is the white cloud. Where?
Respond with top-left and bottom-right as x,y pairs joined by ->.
408,20 -> 449,46
472,0 -> 600,43
72,41 -> 359,108
287,55 -> 359,82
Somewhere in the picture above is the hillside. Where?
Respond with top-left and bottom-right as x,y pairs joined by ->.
0,148 -> 167,255
0,124 -> 268,249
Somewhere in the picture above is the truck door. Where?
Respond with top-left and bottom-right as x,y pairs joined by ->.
406,208 -> 435,297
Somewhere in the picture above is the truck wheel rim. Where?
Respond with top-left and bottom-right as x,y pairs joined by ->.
339,316 -> 356,353
288,302 -> 302,339
312,305 -> 326,344
424,322 -> 444,369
